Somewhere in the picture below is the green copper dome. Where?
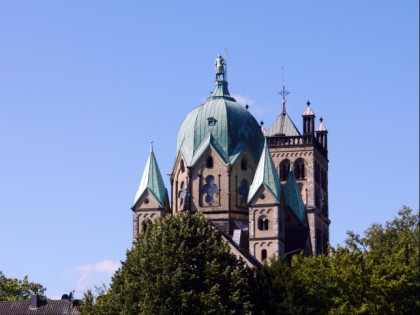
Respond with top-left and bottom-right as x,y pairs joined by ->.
177,80 -> 264,166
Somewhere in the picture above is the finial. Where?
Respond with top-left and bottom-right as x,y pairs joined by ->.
279,66 -> 290,113
320,117 -> 323,122
306,100 -> 311,107
150,141 -> 153,152
245,104 -> 249,110
260,121 -> 266,135
215,54 -> 226,81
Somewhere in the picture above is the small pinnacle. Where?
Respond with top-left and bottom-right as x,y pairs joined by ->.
150,141 -> 154,152
306,100 -> 311,106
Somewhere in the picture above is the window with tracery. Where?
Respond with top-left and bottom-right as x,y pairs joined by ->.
203,175 -> 218,205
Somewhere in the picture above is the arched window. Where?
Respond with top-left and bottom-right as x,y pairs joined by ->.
241,159 -> 248,171
178,182 -> 187,209
258,216 -> 269,231
180,160 -> 185,173
261,249 -> 267,261
206,156 -> 213,169
141,220 -> 149,233
294,158 -> 305,179
279,159 -> 290,181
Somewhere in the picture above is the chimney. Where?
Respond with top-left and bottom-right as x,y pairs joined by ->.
29,294 -> 39,310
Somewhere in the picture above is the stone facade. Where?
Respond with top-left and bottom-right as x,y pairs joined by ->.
132,58 -> 330,264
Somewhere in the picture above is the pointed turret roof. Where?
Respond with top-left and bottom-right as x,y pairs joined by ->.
316,117 -> 328,132
248,139 -> 282,203
302,101 -> 315,116
284,167 -> 306,223
266,112 -> 301,136
132,145 -> 168,208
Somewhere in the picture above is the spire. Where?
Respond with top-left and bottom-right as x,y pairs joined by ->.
315,117 -> 328,149
266,68 -> 300,137
279,67 -> 290,114
316,117 -> 328,132
248,139 -> 282,203
284,166 -> 306,223
302,100 -> 315,116
132,145 -> 168,208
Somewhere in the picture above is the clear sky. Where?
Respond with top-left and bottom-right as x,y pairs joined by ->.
0,0 -> 418,299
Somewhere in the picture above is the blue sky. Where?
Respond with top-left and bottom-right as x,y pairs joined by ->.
0,1 -> 418,299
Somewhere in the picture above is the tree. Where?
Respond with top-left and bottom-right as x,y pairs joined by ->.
87,213 -> 253,315
252,257 -> 295,315
290,206 -> 419,314
0,271 -> 46,301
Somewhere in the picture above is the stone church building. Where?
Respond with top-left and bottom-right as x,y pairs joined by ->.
131,56 -> 330,265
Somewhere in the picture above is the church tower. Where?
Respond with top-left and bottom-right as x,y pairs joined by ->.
266,91 -> 330,255
131,56 -> 329,264
131,145 -> 170,240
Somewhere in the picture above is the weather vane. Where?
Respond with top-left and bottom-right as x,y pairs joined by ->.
278,66 -> 290,113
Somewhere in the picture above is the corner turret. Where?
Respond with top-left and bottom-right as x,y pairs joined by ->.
132,144 -> 169,240
302,101 -> 315,135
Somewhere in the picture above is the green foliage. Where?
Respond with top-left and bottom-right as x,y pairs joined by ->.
88,213 -> 252,315
289,206 -> 419,315
253,257 -> 295,315
82,206 -> 419,314
0,271 -> 46,301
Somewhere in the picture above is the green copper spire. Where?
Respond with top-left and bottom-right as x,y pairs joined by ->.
248,139 -> 282,203
284,165 -> 306,223
132,144 -> 168,208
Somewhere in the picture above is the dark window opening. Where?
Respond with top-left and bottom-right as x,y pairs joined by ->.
241,159 -> 248,171
206,156 -> 214,169
294,158 -> 305,180
261,249 -> 267,261
258,216 -> 269,231
280,159 -> 290,181
142,221 -> 149,233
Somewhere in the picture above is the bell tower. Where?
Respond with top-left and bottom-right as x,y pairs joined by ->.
266,82 -> 330,255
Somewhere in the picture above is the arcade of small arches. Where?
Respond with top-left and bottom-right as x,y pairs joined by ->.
137,213 -> 157,234
279,158 -> 306,181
